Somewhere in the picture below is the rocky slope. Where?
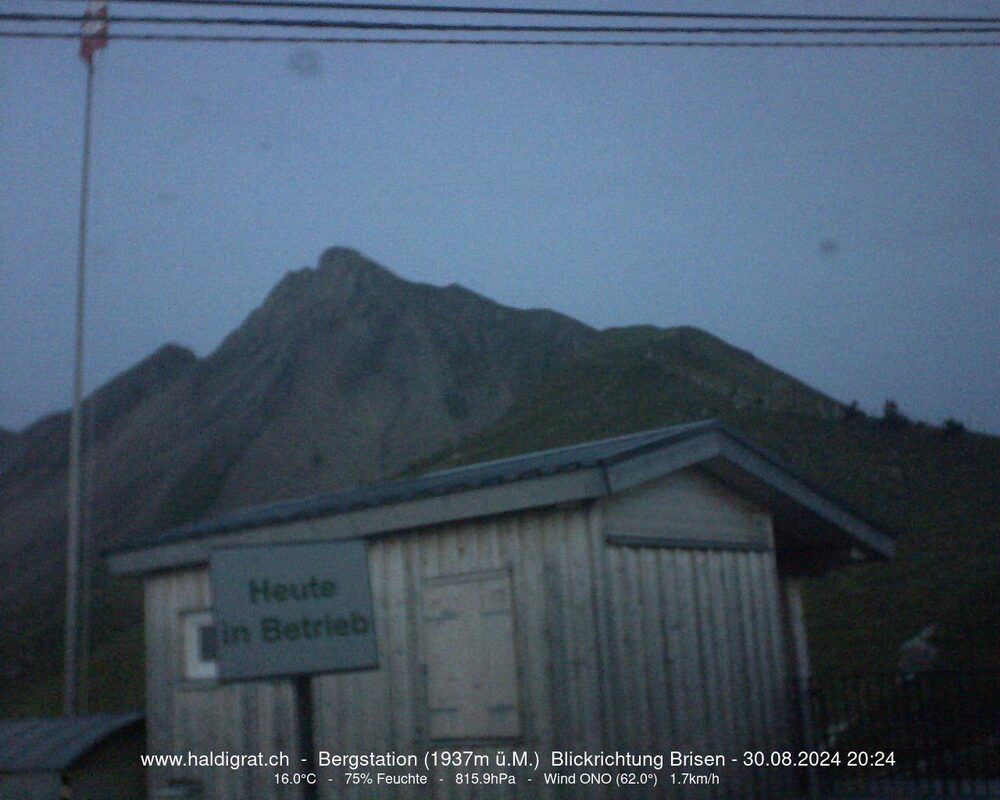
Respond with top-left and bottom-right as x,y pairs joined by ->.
0,247 -> 595,688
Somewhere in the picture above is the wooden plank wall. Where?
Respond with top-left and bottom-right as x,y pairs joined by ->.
596,470 -> 796,799
596,544 -> 795,799
312,504 -> 604,800
144,571 -> 301,799
602,469 -> 771,548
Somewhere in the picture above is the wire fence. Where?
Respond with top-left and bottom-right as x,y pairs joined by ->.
806,671 -> 1000,799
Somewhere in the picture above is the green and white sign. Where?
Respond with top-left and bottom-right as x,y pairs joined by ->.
210,540 -> 378,680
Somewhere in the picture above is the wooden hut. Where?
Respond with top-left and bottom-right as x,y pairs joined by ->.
108,420 -> 895,799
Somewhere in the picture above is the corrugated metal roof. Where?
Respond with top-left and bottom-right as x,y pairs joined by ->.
0,714 -> 142,773
120,419 -> 717,552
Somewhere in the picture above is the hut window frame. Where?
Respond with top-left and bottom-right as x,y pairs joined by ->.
181,608 -> 219,682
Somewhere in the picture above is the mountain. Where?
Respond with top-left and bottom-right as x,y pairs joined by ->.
0,341 -> 199,690
200,247 -> 596,510
4,250 -> 996,716
0,343 -> 198,494
0,248 -> 595,702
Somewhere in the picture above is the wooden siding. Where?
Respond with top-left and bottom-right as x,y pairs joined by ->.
595,546 -> 795,799
144,571 -> 302,800
312,505 -> 605,800
596,470 -> 793,799
143,468 -> 797,799
603,469 -> 772,549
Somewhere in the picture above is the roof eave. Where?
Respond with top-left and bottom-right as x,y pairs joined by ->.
717,434 -> 896,559
108,466 -> 608,575
108,424 -> 896,576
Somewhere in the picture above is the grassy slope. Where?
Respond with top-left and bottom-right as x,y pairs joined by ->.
419,326 -> 1000,673
11,325 -> 997,717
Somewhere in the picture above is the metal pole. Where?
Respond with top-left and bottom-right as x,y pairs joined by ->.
64,58 -> 95,718
295,675 -> 318,800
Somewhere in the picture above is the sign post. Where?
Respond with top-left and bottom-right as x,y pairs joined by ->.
211,540 -> 378,799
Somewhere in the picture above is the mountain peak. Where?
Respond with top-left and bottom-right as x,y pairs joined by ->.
317,246 -> 401,285
318,245 -> 367,269
266,248 -> 404,311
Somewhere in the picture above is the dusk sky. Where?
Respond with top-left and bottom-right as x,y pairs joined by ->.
2,1 -> 998,434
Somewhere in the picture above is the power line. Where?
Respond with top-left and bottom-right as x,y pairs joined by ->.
4,30 -> 998,47
7,13 -> 999,35
16,0 -> 1000,25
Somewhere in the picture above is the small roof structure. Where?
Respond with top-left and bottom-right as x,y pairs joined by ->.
0,714 -> 143,773
108,420 -> 895,576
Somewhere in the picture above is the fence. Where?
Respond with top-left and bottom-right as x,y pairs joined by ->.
805,670 -> 1000,799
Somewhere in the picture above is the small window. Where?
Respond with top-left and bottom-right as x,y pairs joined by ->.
181,610 -> 219,681
422,570 -> 520,742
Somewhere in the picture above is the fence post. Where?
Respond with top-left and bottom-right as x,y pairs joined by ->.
786,579 -> 820,800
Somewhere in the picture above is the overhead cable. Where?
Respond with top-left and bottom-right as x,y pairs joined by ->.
15,0 -> 1000,25
5,12 -> 999,35
4,30 -> 998,47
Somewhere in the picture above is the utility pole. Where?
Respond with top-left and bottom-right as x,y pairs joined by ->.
64,57 -> 95,718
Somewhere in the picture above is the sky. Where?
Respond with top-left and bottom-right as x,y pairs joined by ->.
2,1 -> 998,435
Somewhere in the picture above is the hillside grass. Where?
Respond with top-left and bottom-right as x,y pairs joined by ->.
420,327 -> 1000,673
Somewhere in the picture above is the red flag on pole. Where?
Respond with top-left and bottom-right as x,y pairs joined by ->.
80,1 -> 109,64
